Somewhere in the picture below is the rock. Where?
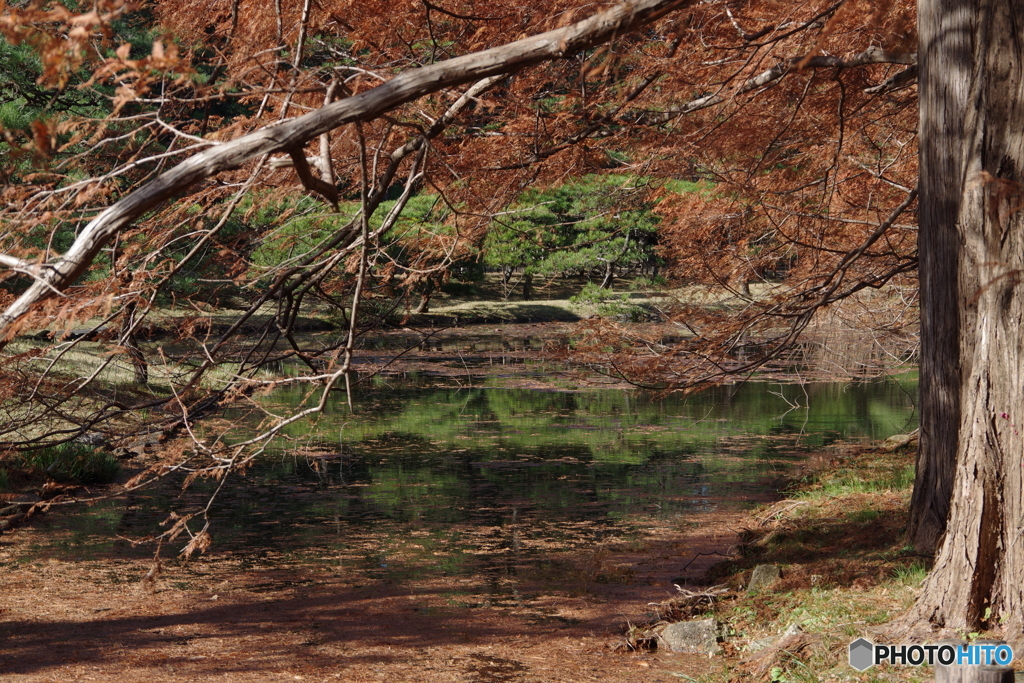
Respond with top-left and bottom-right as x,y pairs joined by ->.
748,622 -> 803,653
73,431 -> 109,447
746,635 -> 779,653
746,623 -> 804,653
65,325 -> 110,341
780,623 -> 802,638
128,432 -> 164,452
658,618 -> 721,655
747,564 -> 781,593
882,431 -> 919,451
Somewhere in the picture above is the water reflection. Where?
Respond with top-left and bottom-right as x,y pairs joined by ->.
30,376 -> 917,585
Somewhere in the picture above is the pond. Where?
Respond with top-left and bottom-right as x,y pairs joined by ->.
27,364 -> 918,594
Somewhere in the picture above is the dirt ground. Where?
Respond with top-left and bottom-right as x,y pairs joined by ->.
0,506 -> 754,683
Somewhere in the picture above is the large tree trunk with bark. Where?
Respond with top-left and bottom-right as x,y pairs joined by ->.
906,0 -> 976,554
907,0 -> 1024,638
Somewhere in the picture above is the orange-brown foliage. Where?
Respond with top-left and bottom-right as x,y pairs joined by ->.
0,0 -> 921,446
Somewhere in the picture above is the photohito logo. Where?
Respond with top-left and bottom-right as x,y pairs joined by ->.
848,638 -> 1014,671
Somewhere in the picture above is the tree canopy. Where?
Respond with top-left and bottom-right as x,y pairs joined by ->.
484,175 -> 663,294
0,0 -> 920,374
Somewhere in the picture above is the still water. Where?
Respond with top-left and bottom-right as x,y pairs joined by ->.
30,371 -> 917,583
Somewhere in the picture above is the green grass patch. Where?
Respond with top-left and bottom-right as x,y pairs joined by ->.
847,507 -> 881,524
16,443 -> 120,485
892,560 -> 928,588
792,447 -> 916,500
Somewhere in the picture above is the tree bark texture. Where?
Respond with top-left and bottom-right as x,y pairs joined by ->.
908,0 -> 1024,638
0,0 -> 691,344
907,0 -> 977,554
936,665 -> 1015,683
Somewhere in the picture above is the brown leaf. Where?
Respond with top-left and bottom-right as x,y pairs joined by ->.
140,556 -> 162,592
181,530 -> 212,559
30,120 -> 50,156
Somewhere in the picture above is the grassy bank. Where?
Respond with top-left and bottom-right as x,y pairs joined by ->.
634,439 -> 955,683
406,275 -> 772,325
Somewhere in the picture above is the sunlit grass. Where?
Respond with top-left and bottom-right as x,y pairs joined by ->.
5,338 -> 247,393
795,462 -> 915,500
893,560 -> 928,588
12,442 -> 120,485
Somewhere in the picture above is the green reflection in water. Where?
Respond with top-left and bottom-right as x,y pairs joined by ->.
26,375 -> 917,583
204,376 -> 917,534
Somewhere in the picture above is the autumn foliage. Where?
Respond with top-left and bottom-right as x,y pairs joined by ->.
0,0 -> 919,449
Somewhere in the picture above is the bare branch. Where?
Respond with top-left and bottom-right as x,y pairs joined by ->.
633,46 -> 917,123
287,147 -> 340,206
422,0 -> 509,22
864,65 -> 918,93
0,254 -> 35,271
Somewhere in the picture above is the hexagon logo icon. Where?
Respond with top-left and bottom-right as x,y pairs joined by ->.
849,638 -> 875,671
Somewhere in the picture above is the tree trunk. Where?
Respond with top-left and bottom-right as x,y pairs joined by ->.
413,280 -> 433,314
120,300 -> 149,385
935,641 -> 1015,683
906,0 -> 977,554
522,272 -> 533,300
906,0 -> 1024,639
600,261 -> 615,289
